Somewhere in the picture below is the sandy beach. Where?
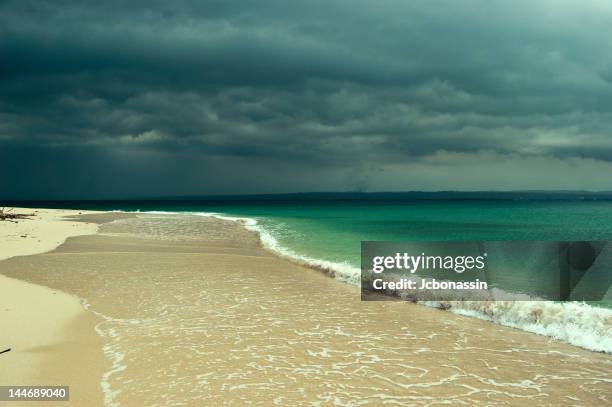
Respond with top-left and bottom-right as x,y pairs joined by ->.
0,208 -> 104,406
1,209 -> 611,406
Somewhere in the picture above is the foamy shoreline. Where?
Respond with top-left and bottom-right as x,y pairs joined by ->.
188,211 -> 612,354
103,209 -> 612,353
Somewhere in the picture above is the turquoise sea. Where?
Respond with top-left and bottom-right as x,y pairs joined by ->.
177,200 -> 612,268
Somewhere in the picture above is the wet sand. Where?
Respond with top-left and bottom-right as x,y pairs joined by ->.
1,212 -> 611,406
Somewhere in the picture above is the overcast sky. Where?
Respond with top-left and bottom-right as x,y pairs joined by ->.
1,0 -> 612,199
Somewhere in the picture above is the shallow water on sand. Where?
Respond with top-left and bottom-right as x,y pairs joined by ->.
2,214 -> 611,406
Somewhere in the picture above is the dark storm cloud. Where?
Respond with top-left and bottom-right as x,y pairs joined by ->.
1,0 -> 612,198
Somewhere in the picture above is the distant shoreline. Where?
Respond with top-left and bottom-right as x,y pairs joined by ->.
4,189 -> 612,204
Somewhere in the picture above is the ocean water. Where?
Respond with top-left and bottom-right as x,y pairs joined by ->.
37,199 -> 612,264
10,198 -> 612,352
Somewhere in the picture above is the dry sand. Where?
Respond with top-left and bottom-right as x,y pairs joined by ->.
1,210 -> 611,406
0,208 -> 105,406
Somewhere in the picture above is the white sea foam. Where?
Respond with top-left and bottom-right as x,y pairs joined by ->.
424,300 -> 612,353
193,212 -> 362,286
111,210 -> 179,215
190,211 -> 612,354
82,299 -> 146,407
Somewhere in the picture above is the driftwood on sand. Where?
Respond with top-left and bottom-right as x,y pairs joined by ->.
0,208 -> 35,222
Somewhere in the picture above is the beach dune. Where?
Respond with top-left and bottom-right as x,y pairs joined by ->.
1,210 -> 611,406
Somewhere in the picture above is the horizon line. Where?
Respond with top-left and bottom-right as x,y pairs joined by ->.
3,190 -> 612,202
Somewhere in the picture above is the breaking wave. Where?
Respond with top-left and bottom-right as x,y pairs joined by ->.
193,212 -> 361,285
438,300 -> 612,353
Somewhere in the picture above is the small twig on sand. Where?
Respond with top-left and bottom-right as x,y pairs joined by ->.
0,208 -> 35,222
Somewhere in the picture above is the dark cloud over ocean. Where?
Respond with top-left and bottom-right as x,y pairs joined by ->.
1,0 -> 612,198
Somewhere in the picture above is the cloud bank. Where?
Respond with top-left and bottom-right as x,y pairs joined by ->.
1,0 -> 612,198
